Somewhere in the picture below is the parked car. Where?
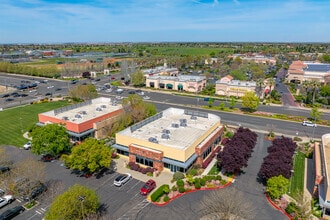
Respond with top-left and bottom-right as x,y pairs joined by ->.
41,154 -> 56,162
0,195 -> 15,209
0,167 -> 10,174
23,183 -> 47,201
1,94 -> 10,98
4,98 -> 14,102
114,173 -> 131,186
302,120 -> 317,127
140,179 -> 156,195
128,90 -> 135,94
45,92 -> 52,96
143,96 -> 150,100
23,141 -> 31,150
0,205 -> 24,219
20,94 -> 28,97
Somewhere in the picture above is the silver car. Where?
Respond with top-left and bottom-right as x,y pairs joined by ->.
302,121 -> 317,127
114,173 -> 131,187
0,195 -> 14,209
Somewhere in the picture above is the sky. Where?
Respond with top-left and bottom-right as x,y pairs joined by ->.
0,0 -> 329,44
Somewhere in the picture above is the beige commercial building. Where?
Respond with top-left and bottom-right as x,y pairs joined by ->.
114,107 -> 224,173
146,75 -> 207,93
286,60 -> 330,84
215,75 -> 258,97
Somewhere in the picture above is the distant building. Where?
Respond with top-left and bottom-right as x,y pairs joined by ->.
114,107 -> 224,172
286,60 -> 330,84
143,63 -> 179,77
146,75 -> 206,93
38,97 -> 123,141
205,58 -> 218,65
229,53 -> 276,65
215,75 -> 259,97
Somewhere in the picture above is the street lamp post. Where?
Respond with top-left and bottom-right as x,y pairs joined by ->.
78,195 -> 85,218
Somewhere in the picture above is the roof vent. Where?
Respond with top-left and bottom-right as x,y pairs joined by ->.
62,116 -> 69,120
75,114 -> 82,119
161,133 -> 170,139
148,137 -> 158,143
171,123 -> 179,128
96,107 -> 102,111
190,116 -> 197,120
81,111 -> 87,115
101,105 -> 106,108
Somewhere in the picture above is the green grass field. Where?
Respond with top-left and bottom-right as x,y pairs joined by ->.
145,46 -> 233,56
289,151 -> 305,197
0,101 -> 69,147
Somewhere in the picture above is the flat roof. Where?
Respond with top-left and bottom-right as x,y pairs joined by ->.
41,97 -> 122,124
118,107 -> 220,150
147,75 -> 206,82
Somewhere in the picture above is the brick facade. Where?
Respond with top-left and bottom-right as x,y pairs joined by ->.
129,144 -> 164,171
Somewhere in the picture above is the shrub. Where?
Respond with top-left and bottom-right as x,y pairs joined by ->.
146,172 -> 153,177
285,202 -> 298,214
151,184 -> 170,202
220,179 -> 227,185
186,174 -> 195,185
216,175 -> 222,181
173,172 -> 185,181
293,136 -> 302,142
171,185 -> 177,191
163,195 -> 170,202
194,181 -> 201,189
187,168 -> 197,176
176,179 -> 184,187
200,178 -> 206,186
163,185 -> 170,194
178,186 -> 185,193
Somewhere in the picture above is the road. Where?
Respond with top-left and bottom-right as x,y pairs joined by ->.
136,134 -> 287,220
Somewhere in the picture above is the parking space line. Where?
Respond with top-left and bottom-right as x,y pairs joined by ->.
126,181 -> 140,194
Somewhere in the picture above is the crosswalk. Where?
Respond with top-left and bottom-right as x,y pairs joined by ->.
117,199 -> 150,220
35,207 -> 47,215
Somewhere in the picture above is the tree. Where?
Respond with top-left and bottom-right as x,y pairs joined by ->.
45,184 -> 100,220
229,69 -> 246,80
266,175 -> 289,199
267,78 -> 276,93
241,91 -> 259,112
256,78 -> 264,98
31,124 -> 70,156
320,85 -> 330,97
130,70 -> 145,87
229,97 -> 237,109
309,80 -> 320,106
310,107 -> 322,121
65,138 -> 112,173
199,187 -> 256,220
68,84 -> 98,101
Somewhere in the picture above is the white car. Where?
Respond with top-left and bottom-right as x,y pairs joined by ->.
115,96 -> 123,100
143,96 -> 150,100
47,85 -> 54,89
0,195 -> 14,209
114,173 -> 131,187
302,121 -> 317,127
105,89 -> 112,93
23,141 -> 32,150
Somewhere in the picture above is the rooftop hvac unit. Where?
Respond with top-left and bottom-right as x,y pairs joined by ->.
180,122 -> 187,127
161,133 -> 170,139
81,111 -> 87,115
148,137 -> 158,143
101,105 -> 106,108
162,129 -> 170,134
75,114 -> 82,119
62,116 -> 69,120
96,107 -> 102,111
190,116 -> 197,120
179,118 -> 187,123
171,123 -> 179,128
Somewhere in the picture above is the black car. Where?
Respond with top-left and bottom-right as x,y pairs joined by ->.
24,183 -> 47,201
5,98 -> 14,102
0,205 -> 25,220
20,94 -> 28,97
128,90 -> 136,94
1,94 -> 10,98
45,92 -> 52,96
0,166 -> 10,174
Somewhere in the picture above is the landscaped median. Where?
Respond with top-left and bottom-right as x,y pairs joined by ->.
148,174 -> 234,206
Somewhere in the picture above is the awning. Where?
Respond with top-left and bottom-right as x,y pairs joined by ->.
178,84 -> 183,89
112,144 -> 129,152
166,83 -> 173,88
162,154 -> 197,169
67,129 -> 94,138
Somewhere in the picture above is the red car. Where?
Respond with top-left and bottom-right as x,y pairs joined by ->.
140,179 -> 156,195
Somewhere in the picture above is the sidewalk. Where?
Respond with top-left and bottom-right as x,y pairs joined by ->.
114,156 -> 173,187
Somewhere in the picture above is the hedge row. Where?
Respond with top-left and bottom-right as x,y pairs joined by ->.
150,184 -> 170,202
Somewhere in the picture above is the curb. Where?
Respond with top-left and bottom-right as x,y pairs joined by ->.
265,192 -> 293,220
150,180 -> 233,207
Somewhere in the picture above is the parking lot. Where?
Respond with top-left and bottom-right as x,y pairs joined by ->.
1,146 -> 148,220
